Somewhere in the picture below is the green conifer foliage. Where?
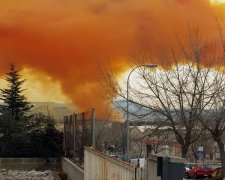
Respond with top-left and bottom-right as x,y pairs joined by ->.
0,63 -> 32,121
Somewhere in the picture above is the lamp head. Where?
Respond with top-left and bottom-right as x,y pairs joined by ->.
145,64 -> 158,68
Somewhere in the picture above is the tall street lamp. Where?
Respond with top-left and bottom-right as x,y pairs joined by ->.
125,64 -> 158,162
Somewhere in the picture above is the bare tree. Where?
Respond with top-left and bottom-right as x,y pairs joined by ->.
190,130 -> 213,162
190,24 -> 225,175
102,27 -> 225,175
104,29 -> 223,154
198,76 -> 225,174
130,125 -> 175,158
148,128 -> 175,156
95,120 -> 123,152
130,127 -> 145,158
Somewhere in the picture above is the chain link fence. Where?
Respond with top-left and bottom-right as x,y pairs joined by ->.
64,108 -> 125,167
63,109 -> 95,167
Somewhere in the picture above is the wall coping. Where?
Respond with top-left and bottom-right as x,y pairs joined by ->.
62,157 -> 84,173
84,146 -> 135,171
0,158 -> 60,170
147,154 -> 186,163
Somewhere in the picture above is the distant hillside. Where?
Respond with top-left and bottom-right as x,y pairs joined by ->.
30,102 -> 75,123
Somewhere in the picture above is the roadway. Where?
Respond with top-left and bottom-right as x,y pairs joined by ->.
184,178 -> 206,180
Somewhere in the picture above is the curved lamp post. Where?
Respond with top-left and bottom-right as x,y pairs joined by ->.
125,64 -> 158,162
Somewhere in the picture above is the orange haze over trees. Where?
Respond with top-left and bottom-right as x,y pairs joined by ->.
0,0 -> 225,118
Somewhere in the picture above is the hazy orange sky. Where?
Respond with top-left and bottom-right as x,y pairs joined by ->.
0,0 -> 225,117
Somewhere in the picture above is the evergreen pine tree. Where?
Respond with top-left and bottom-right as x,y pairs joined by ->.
0,63 -> 33,121
0,64 -> 62,157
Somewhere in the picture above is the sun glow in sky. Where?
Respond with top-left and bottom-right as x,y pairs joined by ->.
0,68 -> 72,104
210,0 -> 225,4
0,0 -> 225,117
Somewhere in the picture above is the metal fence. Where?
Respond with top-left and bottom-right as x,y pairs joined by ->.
64,109 -> 95,166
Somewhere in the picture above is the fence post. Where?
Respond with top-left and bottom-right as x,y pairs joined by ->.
73,114 -> 76,161
63,116 -> 67,157
91,108 -> 96,148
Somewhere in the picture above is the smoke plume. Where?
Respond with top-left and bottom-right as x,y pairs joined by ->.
0,0 -> 225,117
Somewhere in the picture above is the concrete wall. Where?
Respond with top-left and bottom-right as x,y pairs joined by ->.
145,154 -> 161,180
145,154 -> 185,180
0,158 -> 60,170
62,157 -> 84,180
84,147 -> 137,180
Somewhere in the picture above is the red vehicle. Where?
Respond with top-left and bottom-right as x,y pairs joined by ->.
186,164 -> 214,179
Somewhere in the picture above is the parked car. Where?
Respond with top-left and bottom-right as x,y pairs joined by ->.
207,167 -> 223,180
186,164 -> 214,179
185,163 -> 196,177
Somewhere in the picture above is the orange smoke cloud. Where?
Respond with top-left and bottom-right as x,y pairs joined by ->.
0,0 -> 225,117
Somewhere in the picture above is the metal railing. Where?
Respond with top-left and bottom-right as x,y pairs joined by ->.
64,109 -> 95,166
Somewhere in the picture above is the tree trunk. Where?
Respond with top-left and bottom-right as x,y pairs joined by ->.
217,140 -> 225,177
181,145 -> 189,158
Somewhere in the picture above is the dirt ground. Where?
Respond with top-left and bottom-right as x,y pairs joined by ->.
0,169 -> 55,180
